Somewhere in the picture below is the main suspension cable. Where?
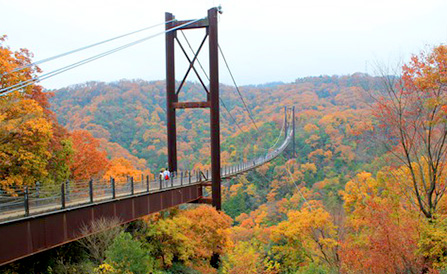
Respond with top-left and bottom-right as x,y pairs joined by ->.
218,44 -> 260,132
3,19 -> 176,76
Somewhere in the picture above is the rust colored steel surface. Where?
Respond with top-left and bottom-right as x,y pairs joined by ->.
172,19 -> 209,29
0,185 -> 202,266
166,12 -> 178,173
173,101 -> 211,109
208,7 -> 222,210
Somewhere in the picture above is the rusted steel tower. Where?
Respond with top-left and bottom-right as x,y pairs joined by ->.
165,7 -> 222,209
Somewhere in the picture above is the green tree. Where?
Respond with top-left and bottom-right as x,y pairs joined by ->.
105,232 -> 155,274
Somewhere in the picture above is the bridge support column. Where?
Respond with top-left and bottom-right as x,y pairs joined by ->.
208,8 -> 221,210
166,12 -> 178,173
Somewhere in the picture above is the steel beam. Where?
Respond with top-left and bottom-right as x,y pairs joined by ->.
173,101 -> 211,109
166,12 -> 178,172
172,18 -> 209,29
208,7 -> 221,210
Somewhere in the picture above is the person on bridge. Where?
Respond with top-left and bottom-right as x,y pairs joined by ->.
163,169 -> 171,186
159,169 -> 164,180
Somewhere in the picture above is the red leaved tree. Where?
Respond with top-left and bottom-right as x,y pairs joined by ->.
70,129 -> 109,180
373,45 -> 447,219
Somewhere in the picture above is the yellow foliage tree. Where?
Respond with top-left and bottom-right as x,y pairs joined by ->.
0,95 -> 52,191
103,157 -> 143,184
271,204 -> 340,271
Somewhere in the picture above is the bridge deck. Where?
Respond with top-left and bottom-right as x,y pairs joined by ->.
0,130 -> 292,266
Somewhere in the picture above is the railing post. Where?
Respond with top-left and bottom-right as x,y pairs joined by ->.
36,181 -> 40,199
61,183 -> 65,209
189,170 -> 192,184
146,175 -> 150,192
159,174 -> 162,190
89,179 -> 93,203
111,177 -> 116,199
24,186 -> 29,217
65,179 -> 70,201
131,177 -> 134,195
170,172 -> 174,187
206,170 -> 209,179
284,106 -> 288,139
180,171 -> 183,185
292,105 -> 296,158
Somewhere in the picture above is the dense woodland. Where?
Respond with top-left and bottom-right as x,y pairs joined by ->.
2,35 -> 447,273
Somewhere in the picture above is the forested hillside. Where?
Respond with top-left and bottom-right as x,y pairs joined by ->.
50,80 -> 287,172
3,35 -> 447,273
50,73 -> 380,173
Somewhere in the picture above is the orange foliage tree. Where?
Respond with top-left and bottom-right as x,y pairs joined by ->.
103,157 -> 152,183
340,172 -> 423,273
70,129 -> 109,180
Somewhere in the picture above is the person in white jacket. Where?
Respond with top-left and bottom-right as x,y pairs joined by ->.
163,169 -> 171,182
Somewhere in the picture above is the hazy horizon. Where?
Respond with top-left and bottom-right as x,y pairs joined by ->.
49,71 -> 382,91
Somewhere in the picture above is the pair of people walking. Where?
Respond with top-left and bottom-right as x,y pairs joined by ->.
160,168 -> 171,180
159,168 -> 171,187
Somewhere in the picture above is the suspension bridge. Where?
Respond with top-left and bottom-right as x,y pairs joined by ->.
0,7 -> 296,266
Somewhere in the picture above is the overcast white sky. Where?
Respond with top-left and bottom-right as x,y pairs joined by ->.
1,0 -> 446,89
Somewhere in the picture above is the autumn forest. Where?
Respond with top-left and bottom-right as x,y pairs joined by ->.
2,34 -> 447,273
